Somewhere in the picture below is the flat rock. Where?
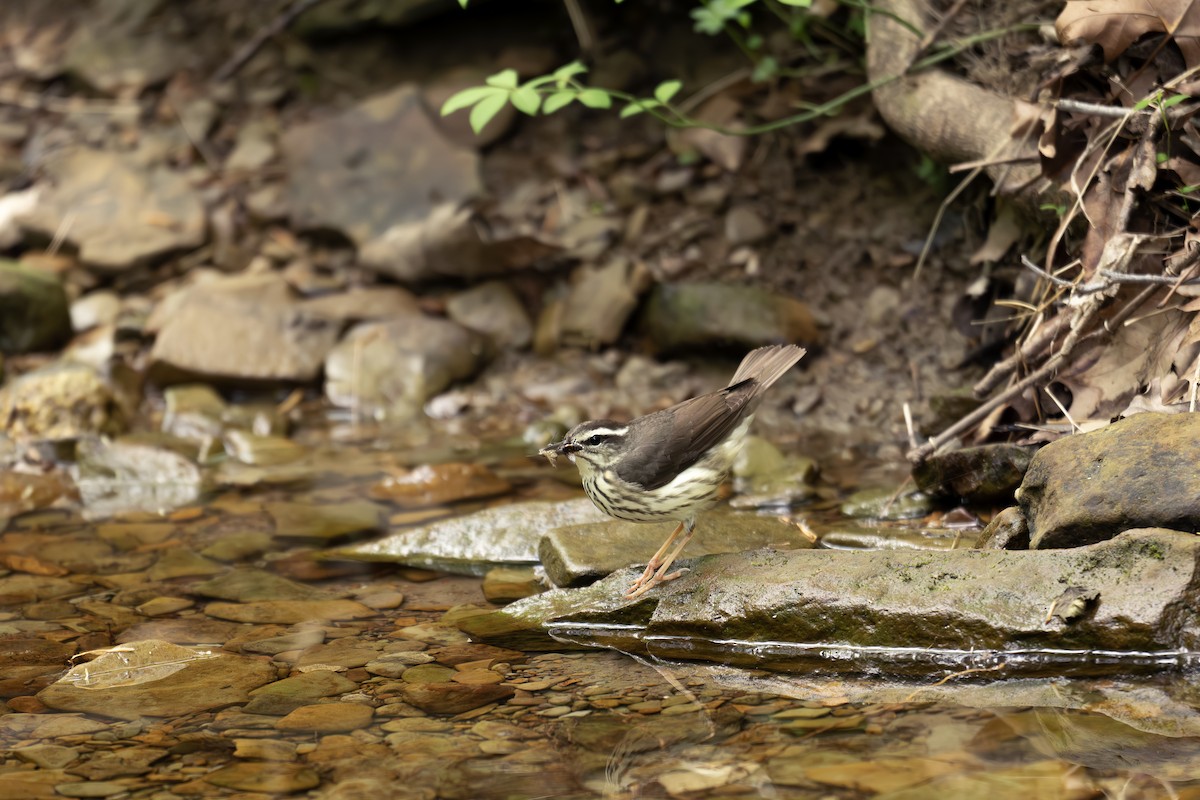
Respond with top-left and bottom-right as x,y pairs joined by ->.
637,282 -> 819,354
301,286 -> 420,322
204,762 -> 320,793
284,84 -> 479,252
400,682 -> 514,715
115,618 -> 240,645
335,498 -> 610,575
38,642 -> 275,719
19,148 -> 204,269
0,713 -> 107,740
266,500 -> 386,543
149,274 -> 341,383
445,280 -> 533,350
324,315 -> 490,419
0,362 -> 114,440
191,568 -> 332,602
275,702 -> 373,732
0,261 -> 71,353
368,462 -> 511,508
538,511 -> 814,587
205,599 -> 376,624
460,529 -> 1200,675
72,436 -> 202,517
244,671 -> 358,715
1020,413 -> 1200,548
558,258 -> 652,349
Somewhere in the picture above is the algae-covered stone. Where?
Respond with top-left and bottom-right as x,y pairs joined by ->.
0,362 -> 116,441
913,443 -> 1034,504
538,511 -> 813,587
637,283 -> 818,354
1019,413 -> 1200,549
462,529 -> 1200,673
0,260 -> 71,353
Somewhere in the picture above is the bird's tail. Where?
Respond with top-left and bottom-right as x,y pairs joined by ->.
729,344 -> 806,389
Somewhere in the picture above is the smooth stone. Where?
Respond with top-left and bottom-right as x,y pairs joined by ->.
840,487 -> 934,520
275,702 -> 373,732
149,273 -> 340,383
200,530 -> 274,562
134,596 -> 194,616
1019,413 -> 1200,548
913,443 -> 1034,503
401,663 -> 456,684
0,261 -> 71,353
240,628 -> 326,656
816,522 -> 967,551
0,713 -> 107,740
301,286 -> 420,322
223,430 -> 306,466
96,522 -> 175,550
336,498 -> 609,575
161,384 -> 226,441
72,436 -> 202,517
426,643 -> 525,666
192,567 -> 330,602
976,506 -> 1030,550
13,744 -> 77,769
637,282 -> 819,354
232,738 -> 298,761
115,618 -> 240,645
482,566 -> 544,604
556,258 -> 653,349
538,511 -> 813,587
204,762 -> 320,793
0,576 -> 80,604
70,290 -> 121,332
369,462 -> 511,508
244,670 -> 357,715
38,642 -> 275,720
724,205 -> 769,245
52,781 -> 127,798
446,280 -> 533,350
400,682 -> 514,715
461,529 -> 1200,672
324,316 -> 490,419
205,599 -> 376,624
65,746 -> 166,780
265,500 -> 385,543
18,149 -> 204,269
294,638 -> 380,668
145,547 -> 224,580
283,85 -> 479,253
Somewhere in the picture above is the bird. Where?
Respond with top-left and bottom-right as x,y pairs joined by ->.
539,344 -> 806,598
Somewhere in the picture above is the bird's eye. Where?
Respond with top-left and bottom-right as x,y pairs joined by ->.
583,434 -> 611,446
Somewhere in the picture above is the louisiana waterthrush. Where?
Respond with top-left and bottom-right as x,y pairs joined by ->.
540,344 -> 806,597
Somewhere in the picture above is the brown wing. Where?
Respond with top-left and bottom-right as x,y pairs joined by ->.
611,379 -> 757,490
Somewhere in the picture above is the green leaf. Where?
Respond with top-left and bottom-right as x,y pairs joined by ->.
511,85 -> 541,116
543,91 -> 576,114
486,69 -> 519,89
776,0 -> 811,5
1133,92 -> 1158,111
552,61 -> 588,84
691,7 -> 725,35
457,0 -> 468,6
577,88 -> 612,109
441,86 -> 502,117
1160,93 -> 1190,109
751,55 -> 778,83
469,92 -> 508,134
654,80 -> 682,103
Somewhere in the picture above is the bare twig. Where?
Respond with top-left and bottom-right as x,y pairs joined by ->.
909,300 -> 1106,462
213,0 -> 329,83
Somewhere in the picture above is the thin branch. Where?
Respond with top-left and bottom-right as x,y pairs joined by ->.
213,0 -> 329,83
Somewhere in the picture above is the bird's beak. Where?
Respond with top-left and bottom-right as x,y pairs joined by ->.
538,440 -> 579,466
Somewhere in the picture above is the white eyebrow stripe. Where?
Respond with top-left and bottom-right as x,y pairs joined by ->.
580,426 -> 628,438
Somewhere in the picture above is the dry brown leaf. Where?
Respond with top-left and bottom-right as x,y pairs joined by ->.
1060,306 -> 1192,419
970,202 -> 1023,265
1057,0 -> 1200,66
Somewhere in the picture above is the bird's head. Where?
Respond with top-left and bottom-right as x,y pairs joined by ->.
539,420 -> 629,470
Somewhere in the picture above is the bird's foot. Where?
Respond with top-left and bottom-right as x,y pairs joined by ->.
623,567 -> 690,599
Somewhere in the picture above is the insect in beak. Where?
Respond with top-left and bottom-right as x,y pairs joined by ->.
539,440 -> 579,466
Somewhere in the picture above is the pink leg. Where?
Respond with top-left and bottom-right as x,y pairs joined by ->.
625,518 -> 696,598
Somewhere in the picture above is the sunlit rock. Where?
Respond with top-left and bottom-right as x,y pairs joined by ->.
0,362 -> 116,441
1019,412 -> 1200,548
461,529 -> 1200,674
335,498 -> 609,575
73,435 -> 203,518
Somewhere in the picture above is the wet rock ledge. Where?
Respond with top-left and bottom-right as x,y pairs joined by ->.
460,528 -> 1200,677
